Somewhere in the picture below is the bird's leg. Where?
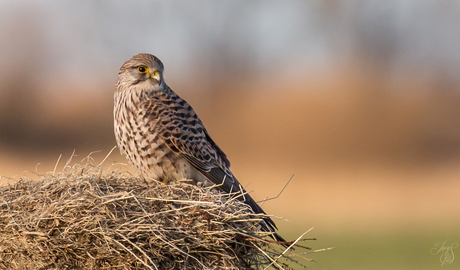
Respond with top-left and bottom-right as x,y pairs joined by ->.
160,175 -> 170,184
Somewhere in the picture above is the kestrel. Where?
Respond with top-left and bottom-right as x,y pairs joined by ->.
114,53 -> 285,244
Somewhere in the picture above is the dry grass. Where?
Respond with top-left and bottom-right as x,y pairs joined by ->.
0,156 -> 323,269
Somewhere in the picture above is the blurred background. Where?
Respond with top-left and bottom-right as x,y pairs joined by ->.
1,1 -> 459,269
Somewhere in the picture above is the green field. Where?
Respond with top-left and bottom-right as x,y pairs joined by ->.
283,228 -> 459,270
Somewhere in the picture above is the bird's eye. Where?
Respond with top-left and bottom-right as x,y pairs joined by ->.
137,66 -> 148,73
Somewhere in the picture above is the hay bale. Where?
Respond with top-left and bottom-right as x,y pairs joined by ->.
0,161 -> 314,269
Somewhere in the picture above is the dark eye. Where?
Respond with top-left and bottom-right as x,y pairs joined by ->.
137,66 -> 148,73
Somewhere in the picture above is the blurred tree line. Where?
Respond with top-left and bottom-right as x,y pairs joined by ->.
0,1 -> 459,163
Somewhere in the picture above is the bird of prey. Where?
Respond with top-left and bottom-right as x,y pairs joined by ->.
114,53 -> 285,244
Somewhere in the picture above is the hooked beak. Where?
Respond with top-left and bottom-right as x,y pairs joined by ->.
150,70 -> 161,82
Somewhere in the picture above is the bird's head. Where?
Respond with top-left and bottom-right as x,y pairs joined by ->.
116,53 -> 166,93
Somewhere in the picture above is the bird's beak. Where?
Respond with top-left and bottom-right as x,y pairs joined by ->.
150,71 -> 161,82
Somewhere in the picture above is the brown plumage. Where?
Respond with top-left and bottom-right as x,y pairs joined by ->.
114,53 -> 285,244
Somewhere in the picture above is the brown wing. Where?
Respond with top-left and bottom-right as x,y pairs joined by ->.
141,95 -> 237,192
141,93 -> 284,243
